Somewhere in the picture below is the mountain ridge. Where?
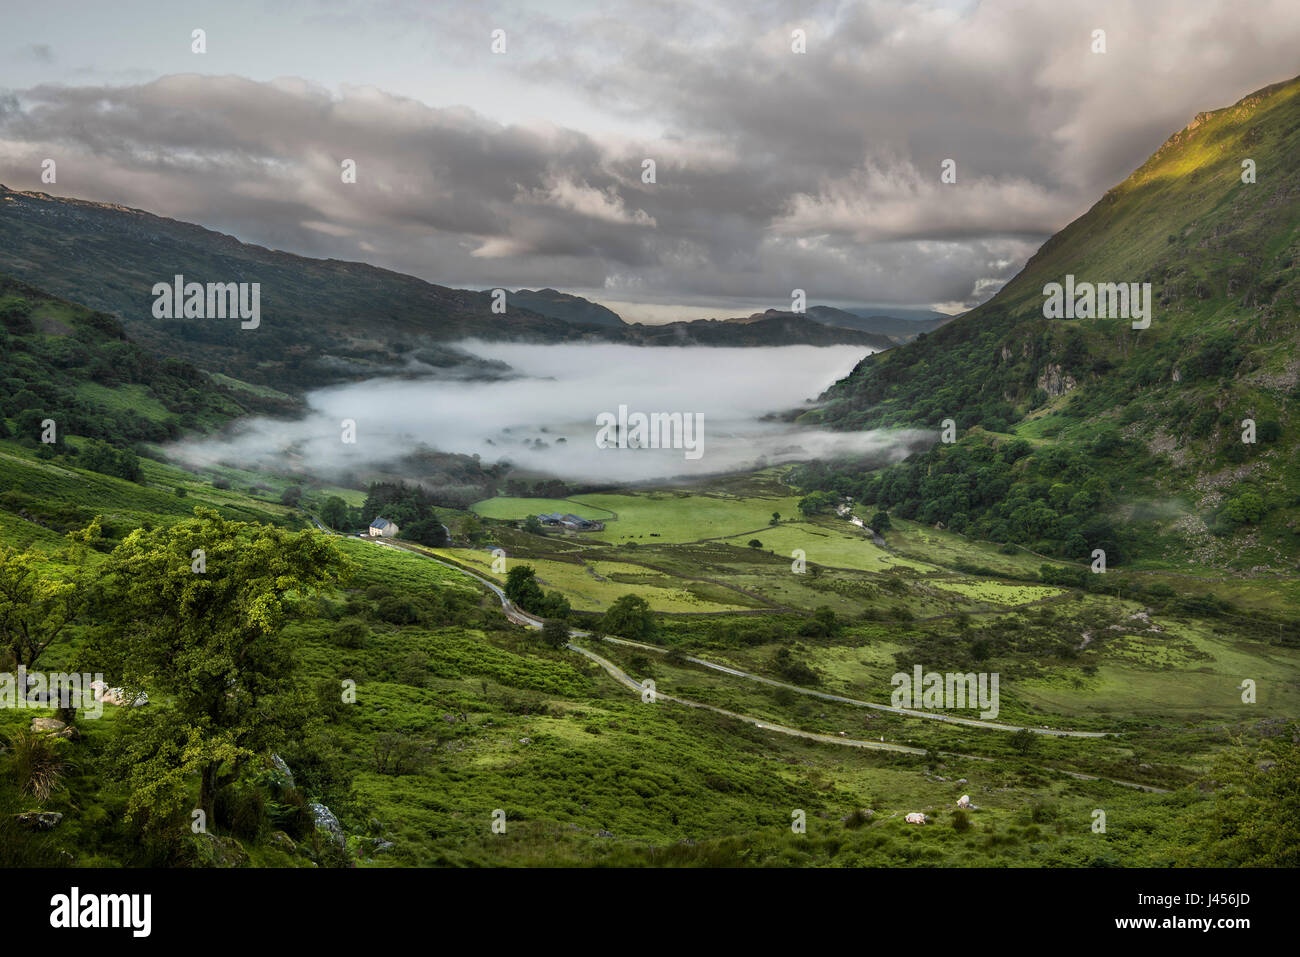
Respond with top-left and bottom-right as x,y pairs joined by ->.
0,186 -> 885,390
808,72 -> 1300,566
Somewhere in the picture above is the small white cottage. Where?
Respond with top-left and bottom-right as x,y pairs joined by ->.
368,516 -> 399,538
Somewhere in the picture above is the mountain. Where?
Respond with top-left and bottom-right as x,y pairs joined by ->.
507,288 -> 626,329
0,187 -> 882,388
623,311 -> 893,349
0,187 -> 622,391
805,306 -> 955,341
810,74 -> 1300,566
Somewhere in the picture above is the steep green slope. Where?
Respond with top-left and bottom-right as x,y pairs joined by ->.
0,273 -> 267,446
814,75 -> 1300,566
0,187 -> 601,390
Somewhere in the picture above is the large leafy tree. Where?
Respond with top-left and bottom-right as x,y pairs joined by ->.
600,594 -> 656,642
93,508 -> 351,830
1189,728 -> 1300,867
318,495 -> 350,530
504,565 -> 569,618
504,565 -> 545,610
0,519 -> 99,681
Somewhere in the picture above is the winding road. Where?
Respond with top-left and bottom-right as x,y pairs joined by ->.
315,521 -> 1167,793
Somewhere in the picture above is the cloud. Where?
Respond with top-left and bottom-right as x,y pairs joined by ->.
167,341 -> 929,484
1,1 -> 1297,313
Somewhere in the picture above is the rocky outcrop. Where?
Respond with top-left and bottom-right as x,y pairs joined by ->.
1036,363 -> 1078,397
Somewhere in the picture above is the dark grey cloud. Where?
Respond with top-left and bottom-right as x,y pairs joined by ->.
1,0 -> 1297,314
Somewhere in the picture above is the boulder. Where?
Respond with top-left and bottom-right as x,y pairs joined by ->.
310,802 -> 346,848
185,832 -> 250,868
905,812 -> 927,824
268,754 -> 295,789
15,811 -> 63,830
90,682 -> 149,707
30,717 -> 67,733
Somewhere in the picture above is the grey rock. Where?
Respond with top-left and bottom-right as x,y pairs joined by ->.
310,802 -> 346,848
269,753 -> 295,789
16,811 -> 63,830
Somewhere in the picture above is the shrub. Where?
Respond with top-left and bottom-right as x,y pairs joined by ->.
9,729 -> 67,802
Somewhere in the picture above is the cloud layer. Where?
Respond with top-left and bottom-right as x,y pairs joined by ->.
168,341 -> 927,484
2,0 -> 1298,314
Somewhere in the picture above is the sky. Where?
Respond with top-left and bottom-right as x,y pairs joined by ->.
2,0 -> 1298,321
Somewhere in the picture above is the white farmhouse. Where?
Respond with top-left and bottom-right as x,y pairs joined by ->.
368,516 -> 399,538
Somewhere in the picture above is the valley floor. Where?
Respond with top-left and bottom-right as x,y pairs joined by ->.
2,449 -> 1295,867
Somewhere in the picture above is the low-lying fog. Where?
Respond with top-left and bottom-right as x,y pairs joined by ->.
170,341 -> 930,485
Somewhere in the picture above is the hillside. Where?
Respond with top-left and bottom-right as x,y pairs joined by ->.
0,187 -> 614,391
805,306 -> 955,342
0,273 -> 268,443
811,74 -> 1300,567
507,288 -> 626,330
0,188 -> 885,392
625,311 -> 893,349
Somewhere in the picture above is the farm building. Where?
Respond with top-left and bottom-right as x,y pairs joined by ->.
536,512 -> 603,531
368,516 -> 399,538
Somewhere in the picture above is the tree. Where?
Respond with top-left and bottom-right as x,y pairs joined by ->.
1223,491 -> 1266,525
1010,728 -> 1037,755
523,514 -> 544,535
748,539 -> 763,549
78,438 -> 141,481
1257,420 -> 1282,443
403,515 -> 450,547
770,512 -> 781,526
454,513 -> 485,544
505,565 -> 545,610
541,618 -> 569,649
0,522 -> 94,682
280,485 -> 303,507
772,645 -> 818,684
538,591 -> 571,619
871,510 -> 892,531
601,594 -> 656,642
797,491 -> 837,516
319,495 -> 349,529
803,605 -> 839,638
1188,727 -> 1300,866
503,565 -> 567,619
92,508 -> 352,832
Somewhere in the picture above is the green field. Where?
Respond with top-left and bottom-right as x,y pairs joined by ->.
470,497 -> 616,521
714,520 -> 939,573
572,489 -> 805,543
430,547 -> 757,613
